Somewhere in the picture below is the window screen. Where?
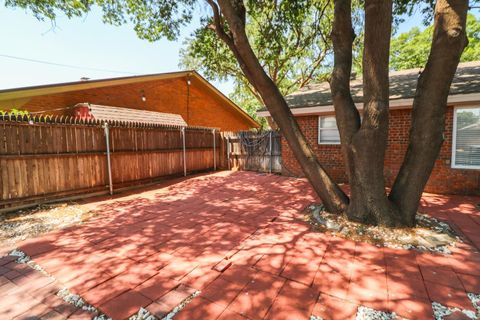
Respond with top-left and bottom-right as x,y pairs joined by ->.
452,107 -> 480,169
318,116 -> 340,144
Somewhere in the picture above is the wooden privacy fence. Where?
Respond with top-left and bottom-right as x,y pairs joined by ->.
224,130 -> 282,173
0,115 -> 221,211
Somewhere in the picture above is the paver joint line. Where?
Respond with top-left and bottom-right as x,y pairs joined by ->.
0,171 -> 478,320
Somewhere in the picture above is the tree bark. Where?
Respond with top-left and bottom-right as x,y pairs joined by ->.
348,0 -> 402,226
209,0 -> 349,214
331,0 -> 403,226
207,0 -> 468,228
389,0 -> 469,226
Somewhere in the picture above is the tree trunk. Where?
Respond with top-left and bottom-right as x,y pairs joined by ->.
331,0 -> 403,226
347,0 -> 402,226
389,0 -> 469,226
210,0 -> 349,214
207,0 -> 468,228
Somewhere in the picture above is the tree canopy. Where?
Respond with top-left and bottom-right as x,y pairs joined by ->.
5,0 -> 431,125
391,13 -> 480,70
4,0 -> 473,227
179,1 -> 362,126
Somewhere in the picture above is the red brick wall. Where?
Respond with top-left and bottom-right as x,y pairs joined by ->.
281,107 -> 480,195
3,77 -> 254,131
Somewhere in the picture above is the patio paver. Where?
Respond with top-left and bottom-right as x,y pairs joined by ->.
0,171 -> 479,319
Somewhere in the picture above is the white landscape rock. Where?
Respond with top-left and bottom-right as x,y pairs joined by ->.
432,301 -> 477,320
355,306 -> 396,320
306,204 -> 459,254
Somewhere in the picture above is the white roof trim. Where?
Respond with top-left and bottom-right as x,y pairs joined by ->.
256,93 -> 480,117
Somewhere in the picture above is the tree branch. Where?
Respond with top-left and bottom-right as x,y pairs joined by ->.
389,0 -> 469,224
330,0 -> 360,145
213,0 -> 349,213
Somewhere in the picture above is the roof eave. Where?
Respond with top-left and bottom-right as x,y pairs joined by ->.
257,92 -> 480,117
0,70 -> 259,129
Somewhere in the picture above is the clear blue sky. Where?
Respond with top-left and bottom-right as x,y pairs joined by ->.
0,4 -> 473,95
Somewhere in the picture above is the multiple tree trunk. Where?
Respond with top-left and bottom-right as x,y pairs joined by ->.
208,0 -> 469,227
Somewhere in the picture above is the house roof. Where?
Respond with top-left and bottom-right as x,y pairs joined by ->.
0,70 -> 259,128
265,61 -> 480,112
77,103 -> 188,127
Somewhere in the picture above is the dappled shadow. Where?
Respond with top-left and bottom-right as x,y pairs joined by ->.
10,171 -> 480,320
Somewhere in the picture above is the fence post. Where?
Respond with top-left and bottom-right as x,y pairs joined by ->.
212,129 -> 216,171
227,136 -> 231,170
269,131 -> 273,174
182,127 -> 187,176
103,123 -> 113,195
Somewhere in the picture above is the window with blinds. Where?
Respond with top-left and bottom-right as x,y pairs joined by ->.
318,115 -> 340,144
452,107 -> 480,169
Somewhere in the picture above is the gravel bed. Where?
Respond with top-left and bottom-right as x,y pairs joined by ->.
57,287 -> 99,313
432,302 -> 477,320
355,306 -> 396,320
305,204 -> 461,254
467,293 -> 480,316
128,291 -> 201,320
6,248 -> 201,320
6,249 -> 100,316
128,308 -> 156,320
9,249 -> 51,276
0,203 -> 94,247
162,291 -> 201,320
93,315 -> 113,320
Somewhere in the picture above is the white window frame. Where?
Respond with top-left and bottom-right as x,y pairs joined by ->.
318,115 -> 341,145
451,105 -> 480,170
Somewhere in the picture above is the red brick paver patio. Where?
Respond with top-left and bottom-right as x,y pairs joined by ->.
1,171 -> 480,319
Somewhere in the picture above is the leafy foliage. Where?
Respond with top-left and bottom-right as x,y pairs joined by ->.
4,0 -> 466,123
180,0 -> 339,126
5,0 -> 91,20
392,0 -> 435,26
6,0 -> 198,41
391,13 -> 480,70
458,110 -> 480,127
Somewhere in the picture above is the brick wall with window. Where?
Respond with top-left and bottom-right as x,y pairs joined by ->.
280,106 -> 480,195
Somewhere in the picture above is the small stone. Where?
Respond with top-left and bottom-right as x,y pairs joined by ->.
312,207 -> 322,216
429,234 -> 453,245
355,306 -> 395,320
311,210 -> 327,227
326,220 -> 342,231
443,311 -> 472,320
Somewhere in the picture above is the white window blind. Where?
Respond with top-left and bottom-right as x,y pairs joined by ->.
318,116 -> 340,144
452,107 -> 480,169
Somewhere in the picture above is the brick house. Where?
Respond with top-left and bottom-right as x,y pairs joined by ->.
0,71 -> 258,131
257,61 -> 480,195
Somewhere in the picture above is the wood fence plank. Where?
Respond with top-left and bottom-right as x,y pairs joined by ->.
0,119 -> 226,209
1,158 -> 9,200
0,123 -> 6,155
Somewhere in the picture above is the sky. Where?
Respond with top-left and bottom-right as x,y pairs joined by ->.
0,3 -> 468,96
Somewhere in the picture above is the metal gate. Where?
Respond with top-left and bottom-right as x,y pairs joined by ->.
226,130 -> 282,173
